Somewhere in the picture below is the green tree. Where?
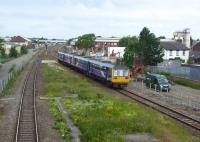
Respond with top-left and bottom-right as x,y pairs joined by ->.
75,33 -> 96,53
20,45 -> 28,55
0,48 -> 6,58
119,36 -> 139,66
0,38 -> 6,58
138,27 -> 164,65
9,47 -> 18,57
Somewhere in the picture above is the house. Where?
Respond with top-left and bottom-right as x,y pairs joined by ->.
160,29 -> 191,63
10,36 -> 32,46
3,42 -> 21,54
95,37 -> 120,55
190,42 -> 200,64
161,39 -> 190,63
95,37 -> 120,48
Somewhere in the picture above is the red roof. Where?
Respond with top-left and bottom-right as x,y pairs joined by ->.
192,42 -> 200,51
11,36 -> 28,43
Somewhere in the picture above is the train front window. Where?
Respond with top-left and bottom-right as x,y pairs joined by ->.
114,69 -> 129,77
123,70 -> 129,77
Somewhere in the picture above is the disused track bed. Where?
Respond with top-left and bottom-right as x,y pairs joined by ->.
117,89 -> 200,134
15,61 -> 39,142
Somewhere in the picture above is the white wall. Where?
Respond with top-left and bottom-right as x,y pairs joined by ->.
107,47 -> 125,58
163,49 -> 189,63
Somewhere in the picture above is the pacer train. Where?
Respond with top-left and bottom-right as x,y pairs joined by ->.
57,51 -> 130,88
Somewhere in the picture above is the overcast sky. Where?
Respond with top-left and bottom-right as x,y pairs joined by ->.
0,0 -> 200,39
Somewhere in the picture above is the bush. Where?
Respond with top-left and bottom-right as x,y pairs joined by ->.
20,45 -> 28,55
9,47 -> 18,57
0,47 -> 6,58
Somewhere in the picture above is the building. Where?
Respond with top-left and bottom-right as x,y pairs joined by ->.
95,37 -> 120,49
94,37 -> 120,55
10,36 -> 32,46
190,42 -> 200,63
173,28 -> 191,48
2,42 -> 22,54
161,39 -> 190,63
107,47 -> 125,58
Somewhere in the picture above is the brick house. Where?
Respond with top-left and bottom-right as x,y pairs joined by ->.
94,37 -> 120,55
10,36 -> 32,46
190,42 -> 200,63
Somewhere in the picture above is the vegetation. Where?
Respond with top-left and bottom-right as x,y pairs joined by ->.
121,27 -> 164,67
42,64 -> 199,142
75,33 -> 96,54
20,45 -> 28,55
119,36 -> 139,67
49,100 -> 71,141
0,38 -> 6,58
9,47 -> 18,57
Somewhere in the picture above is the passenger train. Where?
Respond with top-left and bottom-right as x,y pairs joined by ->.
57,51 -> 130,88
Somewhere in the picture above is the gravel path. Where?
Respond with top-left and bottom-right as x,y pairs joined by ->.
0,49 -> 37,81
127,80 -> 200,120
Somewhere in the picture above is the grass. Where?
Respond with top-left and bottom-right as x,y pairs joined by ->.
42,64 -> 200,142
169,76 -> 200,90
49,100 -> 71,141
0,57 -> 15,64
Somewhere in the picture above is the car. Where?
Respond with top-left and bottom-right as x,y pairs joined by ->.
145,73 -> 171,91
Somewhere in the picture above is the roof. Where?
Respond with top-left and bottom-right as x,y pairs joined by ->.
11,36 -> 31,43
95,37 -> 120,43
160,41 -> 190,50
192,42 -> 200,51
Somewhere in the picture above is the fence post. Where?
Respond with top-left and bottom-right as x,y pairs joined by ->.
155,84 -> 157,92
142,80 -> 144,94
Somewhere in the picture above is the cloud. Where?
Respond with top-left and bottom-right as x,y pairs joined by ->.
0,0 -> 200,39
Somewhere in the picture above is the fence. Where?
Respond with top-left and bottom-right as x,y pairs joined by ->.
0,65 -> 24,95
130,79 -> 200,112
145,65 -> 200,81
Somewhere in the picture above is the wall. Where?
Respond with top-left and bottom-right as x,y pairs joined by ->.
163,49 -> 189,63
107,47 -> 125,58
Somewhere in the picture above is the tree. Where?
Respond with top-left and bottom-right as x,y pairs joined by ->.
119,36 -> 139,66
138,27 -> 164,65
122,27 -> 164,67
0,48 -> 6,58
75,34 -> 96,53
9,47 -> 18,57
20,45 -> 28,55
0,38 -> 6,58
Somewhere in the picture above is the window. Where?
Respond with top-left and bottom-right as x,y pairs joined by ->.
176,50 -> 179,56
169,50 -> 172,56
183,50 -> 185,56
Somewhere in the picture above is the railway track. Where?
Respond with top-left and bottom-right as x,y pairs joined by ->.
117,89 -> 200,133
15,62 -> 39,142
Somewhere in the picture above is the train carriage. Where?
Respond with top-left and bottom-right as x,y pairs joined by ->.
57,51 -> 130,88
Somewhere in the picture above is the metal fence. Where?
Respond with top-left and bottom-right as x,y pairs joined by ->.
130,79 -> 200,112
0,65 -> 23,95
145,65 -> 200,81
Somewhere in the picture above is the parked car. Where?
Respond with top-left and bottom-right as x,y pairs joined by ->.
145,73 -> 171,91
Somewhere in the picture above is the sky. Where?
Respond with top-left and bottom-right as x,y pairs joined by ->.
0,0 -> 200,39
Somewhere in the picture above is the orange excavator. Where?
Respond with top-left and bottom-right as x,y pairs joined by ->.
129,58 -> 144,78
